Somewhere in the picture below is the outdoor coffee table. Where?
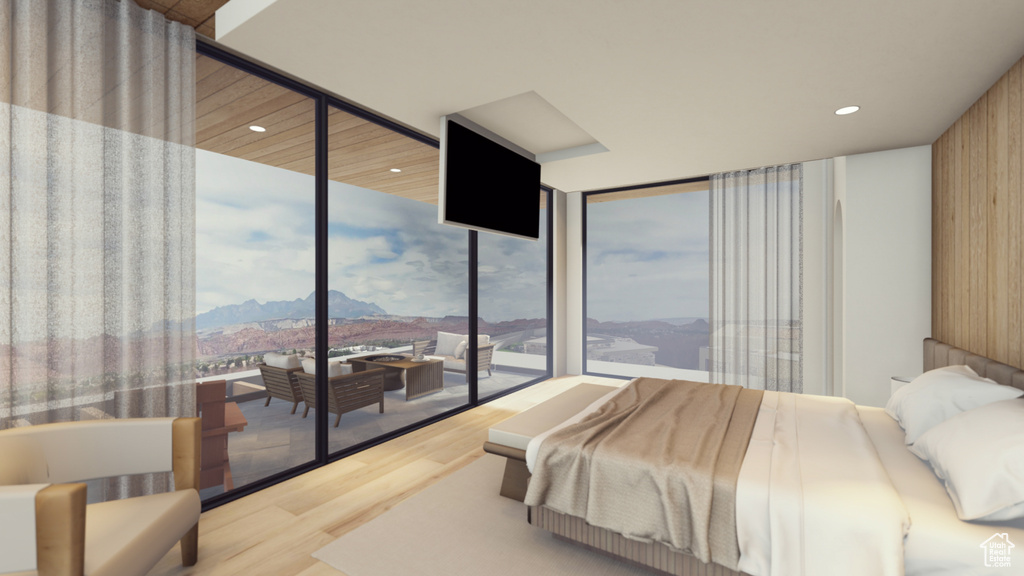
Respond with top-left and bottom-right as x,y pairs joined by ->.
348,354 -> 444,400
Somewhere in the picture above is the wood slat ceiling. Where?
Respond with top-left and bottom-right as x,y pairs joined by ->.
133,0 -> 225,38
196,53 -> 442,204
151,3 -> 544,207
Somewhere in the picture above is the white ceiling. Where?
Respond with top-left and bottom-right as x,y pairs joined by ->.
216,0 -> 1024,193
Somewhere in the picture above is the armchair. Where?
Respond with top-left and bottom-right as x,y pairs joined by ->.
294,365 -> 385,427
258,356 -> 304,414
415,331 -> 495,380
0,417 -> 202,576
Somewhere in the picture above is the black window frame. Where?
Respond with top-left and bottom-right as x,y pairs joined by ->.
581,176 -> 710,380
197,40 -> 553,510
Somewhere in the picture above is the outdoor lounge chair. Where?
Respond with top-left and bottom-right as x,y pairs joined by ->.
295,365 -> 386,427
414,331 -> 495,380
258,361 -> 304,414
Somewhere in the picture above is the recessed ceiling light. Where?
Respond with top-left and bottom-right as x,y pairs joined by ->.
390,168 -> 402,173
249,125 -> 266,132
835,106 -> 860,116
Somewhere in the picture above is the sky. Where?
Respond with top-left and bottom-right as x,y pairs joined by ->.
196,150 -> 547,322
586,190 -> 710,322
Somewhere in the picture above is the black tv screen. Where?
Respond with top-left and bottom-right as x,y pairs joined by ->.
439,118 -> 541,240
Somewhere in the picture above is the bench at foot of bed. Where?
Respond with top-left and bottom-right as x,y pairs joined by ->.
483,383 -> 618,501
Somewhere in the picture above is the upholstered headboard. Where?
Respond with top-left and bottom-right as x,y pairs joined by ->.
924,338 -> 1024,392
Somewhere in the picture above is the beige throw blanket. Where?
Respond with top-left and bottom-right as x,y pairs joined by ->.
524,378 -> 763,569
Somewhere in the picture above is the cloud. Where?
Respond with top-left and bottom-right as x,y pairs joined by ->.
195,152 -> 318,312
197,151 -> 550,321
585,190 -> 710,322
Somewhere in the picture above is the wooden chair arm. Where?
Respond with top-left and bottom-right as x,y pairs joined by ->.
413,340 -> 437,356
331,367 -> 386,384
172,417 -> 201,493
36,483 -> 87,576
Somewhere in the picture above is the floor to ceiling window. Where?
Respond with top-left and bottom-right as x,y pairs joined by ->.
476,190 -> 551,399
325,105 -> 470,453
584,179 -> 710,381
194,52 -> 318,498
194,42 -> 551,505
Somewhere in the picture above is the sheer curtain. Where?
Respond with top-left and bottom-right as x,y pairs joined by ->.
0,0 -> 196,472
709,165 -> 802,392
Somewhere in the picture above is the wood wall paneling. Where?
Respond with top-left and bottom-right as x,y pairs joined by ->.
957,115 -> 969,350
1009,60 -> 1023,368
989,77 -> 1008,362
933,53 -> 1024,368
937,134 -> 942,336
945,122 -> 956,344
969,94 -> 987,355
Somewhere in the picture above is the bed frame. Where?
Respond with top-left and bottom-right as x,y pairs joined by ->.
524,337 -> 1024,576
923,337 -> 1024,391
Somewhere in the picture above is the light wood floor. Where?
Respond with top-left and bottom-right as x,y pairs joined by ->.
150,375 -> 625,576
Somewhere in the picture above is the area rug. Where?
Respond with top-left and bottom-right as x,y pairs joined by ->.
312,454 -> 652,576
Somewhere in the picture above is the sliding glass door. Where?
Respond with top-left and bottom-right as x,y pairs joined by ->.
194,52 -> 317,498
324,105 -> 470,453
476,190 -> 551,399
194,41 -> 552,506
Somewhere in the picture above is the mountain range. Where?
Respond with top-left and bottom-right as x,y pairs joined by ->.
196,290 -> 386,330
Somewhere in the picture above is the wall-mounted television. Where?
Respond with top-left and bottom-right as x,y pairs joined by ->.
438,114 -> 541,241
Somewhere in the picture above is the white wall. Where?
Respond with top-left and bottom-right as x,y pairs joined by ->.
551,189 -> 569,376
801,160 -> 829,396
565,191 -> 584,375
832,157 -> 847,399
840,145 -> 932,407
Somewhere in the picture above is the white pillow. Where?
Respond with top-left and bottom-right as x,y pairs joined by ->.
454,340 -> 468,360
884,365 -> 1022,445
300,358 -> 315,374
909,398 -> 1024,521
264,352 -> 301,370
300,358 -> 353,377
435,331 -> 464,357
331,362 -> 353,377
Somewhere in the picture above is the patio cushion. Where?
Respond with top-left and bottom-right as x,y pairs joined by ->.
443,357 -> 465,371
301,358 -> 352,377
264,352 -> 301,370
436,331 -> 464,357
436,332 -> 490,357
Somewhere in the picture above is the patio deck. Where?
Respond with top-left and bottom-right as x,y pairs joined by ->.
200,367 -> 540,498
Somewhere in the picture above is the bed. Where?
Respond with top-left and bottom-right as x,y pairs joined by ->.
484,338 -> 1024,576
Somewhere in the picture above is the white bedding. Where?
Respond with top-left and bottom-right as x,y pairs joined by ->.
858,405 -> 1024,576
736,391 -> 910,576
527,384 -> 913,576
526,382 -> 1024,576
